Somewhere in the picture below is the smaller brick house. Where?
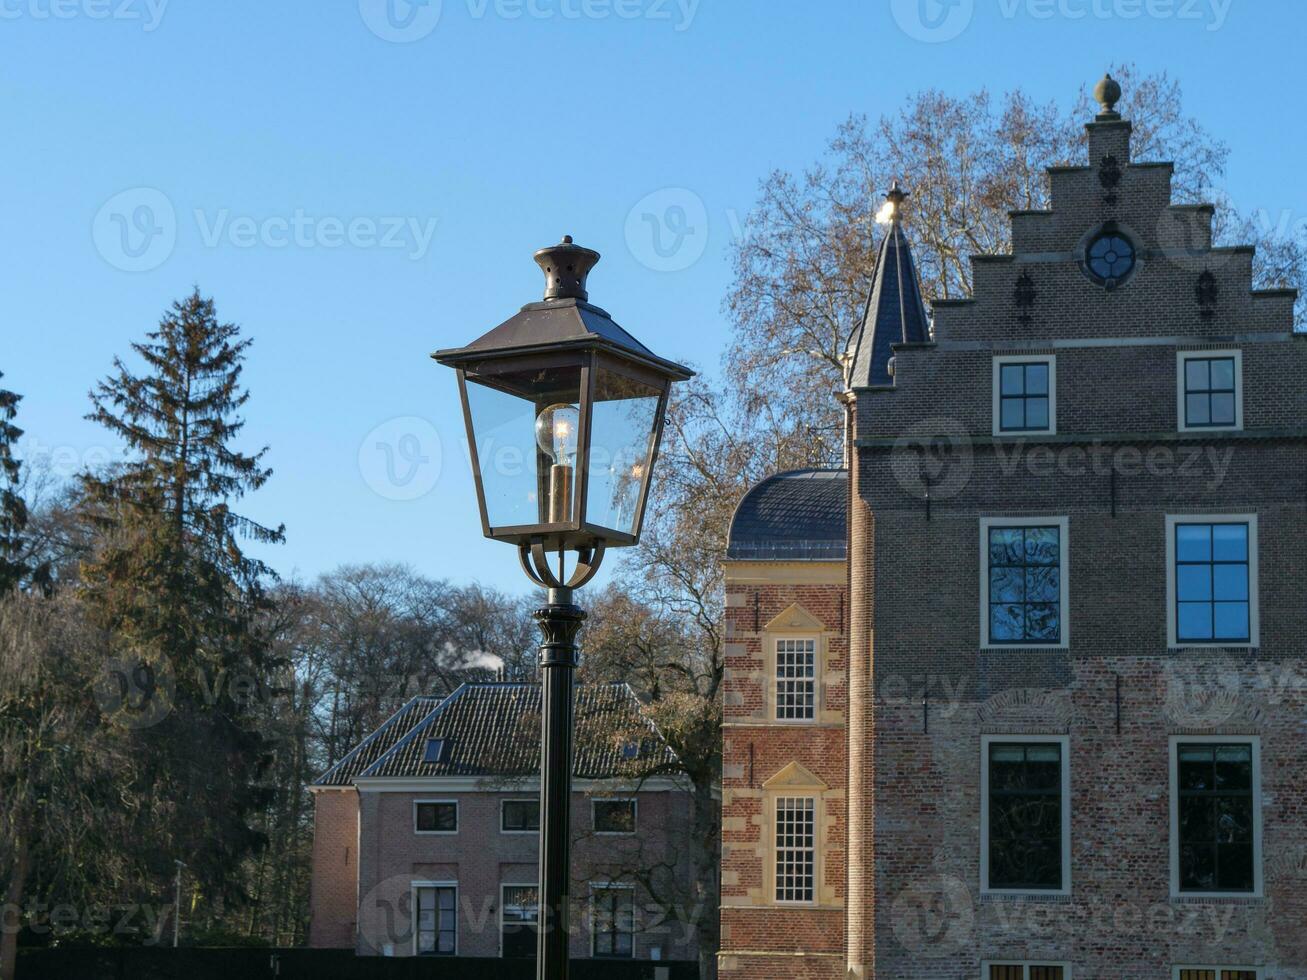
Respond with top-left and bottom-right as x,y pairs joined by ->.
308,682 -> 698,963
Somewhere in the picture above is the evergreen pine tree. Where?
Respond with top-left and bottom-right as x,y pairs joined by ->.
80,288 -> 285,905
0,370 -> 28,593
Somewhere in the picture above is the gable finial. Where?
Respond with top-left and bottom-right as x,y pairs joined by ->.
1094,72 -> 1122,121
877,180 -> 908,225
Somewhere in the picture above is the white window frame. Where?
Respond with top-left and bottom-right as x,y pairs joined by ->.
1177,348 -> 1243,433
993,354 -> 1058,436
773,795 -> 818,905
1172,968 -> 1263,980
1165,514 -> 1259,649
592,797 -> 638,836
979,516 -> 1070,650
980,734 -> 1073,898
498,882 -> 538,958
500,798 -> 540,835
1168,735 -> 1263,900
774,635 -> 818,723
411,880 -> 458,956
589,882 -> 636,959
413,799 -> 459,836
981,963 -> 1073,979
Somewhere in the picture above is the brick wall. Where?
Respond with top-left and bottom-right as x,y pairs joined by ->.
719,562 -> 848,980
352,787 -> 697,961
308,789 -> 360,949
846,109 -> 1307,978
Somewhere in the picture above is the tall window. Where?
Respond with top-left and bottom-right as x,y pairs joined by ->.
775,797 -> 816,903
775,638 -> 816,720
983,739 -> 1069,894
983,521 -> 1065,647
1174,741 -> 1259,895
415,801 -> 457,834
591,887 -> 635,959
987,965 -> 1068,980
501,800 -> 539,833
1173,522 -> 1251,644
500,885 -> 538,959
1181,354 -> 1239,430
995,358 -> 1054,434
414,885 -> 457,955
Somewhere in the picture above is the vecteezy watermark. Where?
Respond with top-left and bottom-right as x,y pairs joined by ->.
358,0 -> 443,42
3,901 -> 172,943
93,654 -> 176,730
890,0 -> 975,43
624,187 -> 709,273
0,0 -> 169,31
993,441 -> 1236,491
92,187 -> 177,273
93,187 -> 440,271
360,0 -> 698,40
890,0 -> 1233,42
890,417 -> 975,501
20,435 -> 130,478
358,417 -> 443,501
890,874 -> 975,957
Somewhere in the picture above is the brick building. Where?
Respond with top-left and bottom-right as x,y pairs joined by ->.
308,682 -> 698,963
719,76 -> 1307,980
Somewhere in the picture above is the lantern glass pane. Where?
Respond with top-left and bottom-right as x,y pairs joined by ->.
464,364 -> 583,531
584,364 -> 662,536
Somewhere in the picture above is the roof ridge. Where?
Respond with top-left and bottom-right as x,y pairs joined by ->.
356,684 -> 471,780
311,693 -> 438,786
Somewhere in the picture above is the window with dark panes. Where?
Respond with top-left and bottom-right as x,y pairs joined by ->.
1175,523 -> 1250,643
999,361 -> 1051,432
775,797 -> 816,902
775,638 -> 816,720
415,801 -> 457,833
1178,970 -> 1259,980
1177,743 -> 1256,893
1183,356 -> 1237,428
415,885 -> 456,955
593,799 -> 636,834
500,885 -> 538,959
989,966 -> 1066,980
591,887 -> 635,958
987,742 -> 1064,891
988,526 -> 1061,644
502,800 -> 539,833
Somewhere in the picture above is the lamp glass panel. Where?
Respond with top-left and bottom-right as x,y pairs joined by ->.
584,364 -> 662,536
464,363 -> 583,530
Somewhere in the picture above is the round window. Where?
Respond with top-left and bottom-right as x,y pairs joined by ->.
1086,232 -> 1135,283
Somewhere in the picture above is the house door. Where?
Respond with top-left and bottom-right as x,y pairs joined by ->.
501,885 -> 538,958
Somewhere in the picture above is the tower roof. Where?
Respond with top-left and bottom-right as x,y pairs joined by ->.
845,183 -> 932,389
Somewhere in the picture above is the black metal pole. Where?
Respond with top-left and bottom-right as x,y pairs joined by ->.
535,587 -> 585,980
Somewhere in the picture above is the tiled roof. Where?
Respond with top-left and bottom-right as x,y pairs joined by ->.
312,695 -> 446,787
726,469 -> 848,561
353,683 -> 680,781
845,212 -> 932,389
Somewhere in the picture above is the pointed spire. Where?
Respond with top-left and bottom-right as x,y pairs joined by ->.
844,183 -> 932,389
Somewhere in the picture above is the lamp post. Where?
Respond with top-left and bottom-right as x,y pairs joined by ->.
434,237 -> 692,979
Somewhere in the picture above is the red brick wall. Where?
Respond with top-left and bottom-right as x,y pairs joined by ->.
308,789 -> 359,948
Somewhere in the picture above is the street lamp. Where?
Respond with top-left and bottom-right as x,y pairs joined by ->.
434,236 -> 692,979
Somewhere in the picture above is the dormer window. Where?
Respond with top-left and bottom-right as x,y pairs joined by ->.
423,738 -> 450,764
1084,228 -> 1136,287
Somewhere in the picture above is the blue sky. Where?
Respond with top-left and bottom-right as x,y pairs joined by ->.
1,0 -> 1303,594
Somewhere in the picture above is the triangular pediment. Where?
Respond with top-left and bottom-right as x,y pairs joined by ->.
761,760 -> 828,791
764,602 -> 824,634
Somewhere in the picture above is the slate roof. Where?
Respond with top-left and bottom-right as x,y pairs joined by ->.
335,683 -> 679,783
312,695 -> 446,787
844,201 -> 932,389
726,469 -> 848,561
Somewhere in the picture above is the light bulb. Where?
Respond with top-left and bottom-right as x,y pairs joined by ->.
535,403 -> 580,464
